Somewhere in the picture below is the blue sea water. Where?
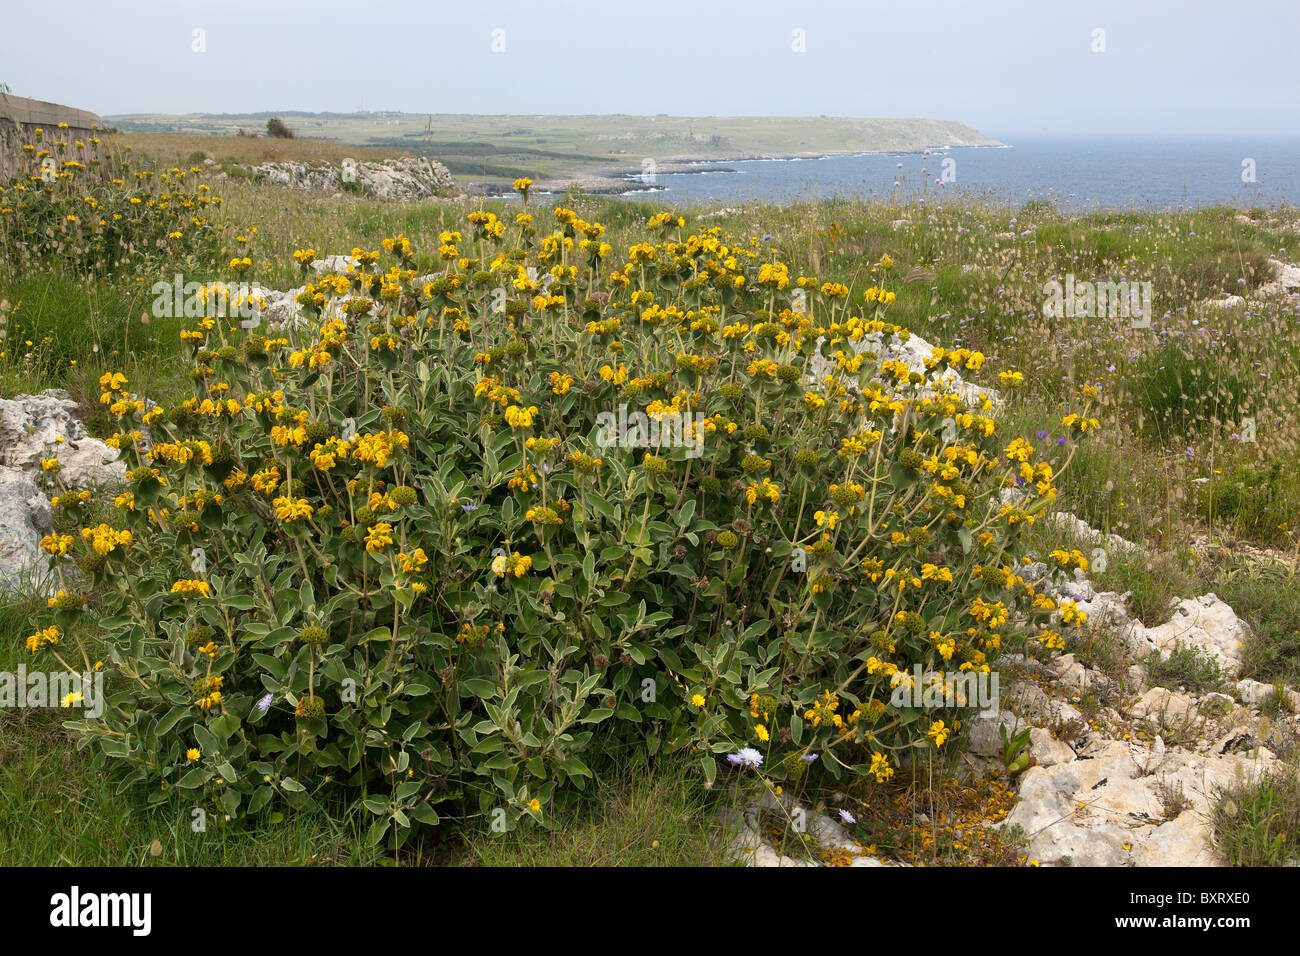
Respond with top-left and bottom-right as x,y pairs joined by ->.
621,136 -> 1300,211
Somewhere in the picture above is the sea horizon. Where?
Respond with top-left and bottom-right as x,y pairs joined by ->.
599,133 -> 1300,210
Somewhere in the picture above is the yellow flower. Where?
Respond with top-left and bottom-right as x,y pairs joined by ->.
171,579 -> 211,598
491,551 -> 532,578
399,549 -> 428,574
40,533 -> 75,556
365,522 -> 394,554
25,624 -> 61,653
352,430 -> 408,469
921,563 -> 953,583
744,477 -> 780,505
869,751 -> 894,783
504,404 -> 539,428
1004,438 -> 1034,463
273,496 -> 314,523
690,693 -> 705,709
80,523 -> 133,555
186,748 -> 201,761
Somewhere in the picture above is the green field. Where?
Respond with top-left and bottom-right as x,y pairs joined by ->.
106,112 -> 1003,185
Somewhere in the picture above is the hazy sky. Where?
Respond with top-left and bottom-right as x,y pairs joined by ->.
3,0 -> 1297,138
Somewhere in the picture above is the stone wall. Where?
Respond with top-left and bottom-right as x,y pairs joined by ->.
0,93 -> 105,183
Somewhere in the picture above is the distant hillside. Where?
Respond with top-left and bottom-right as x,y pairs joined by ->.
106,113 -> 1003,186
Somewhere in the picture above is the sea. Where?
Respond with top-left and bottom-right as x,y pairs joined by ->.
613,136 -> 1300,211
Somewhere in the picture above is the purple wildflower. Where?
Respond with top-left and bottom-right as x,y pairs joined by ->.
727,747 -> 763,769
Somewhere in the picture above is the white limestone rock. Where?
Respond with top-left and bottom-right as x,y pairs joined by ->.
0,468 -> 55,593
0,390 -> 124,487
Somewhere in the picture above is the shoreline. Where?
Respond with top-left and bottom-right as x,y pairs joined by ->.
469,142 -> 1009,196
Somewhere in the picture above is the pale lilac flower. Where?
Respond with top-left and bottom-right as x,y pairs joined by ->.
256,693 -> 273,713
727,747 -> 763,768
838,808 -> 857,825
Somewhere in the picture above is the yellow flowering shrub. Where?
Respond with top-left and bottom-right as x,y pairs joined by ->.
0,133 -> 223,274
51,209 -> 1096,845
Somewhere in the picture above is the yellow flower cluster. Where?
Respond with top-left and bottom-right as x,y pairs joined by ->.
26,624 -> 61,653
491,551 -> 533,578
81,524 -> 132,555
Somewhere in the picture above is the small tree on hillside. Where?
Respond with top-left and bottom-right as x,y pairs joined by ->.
266,117 -> 294,139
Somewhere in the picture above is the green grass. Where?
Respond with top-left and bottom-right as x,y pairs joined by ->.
0,271 -> 197,420
1143,642 -> 1231,695
1212,764 -> 1300,866
1132,341 -> 1249,444
464,760 -> 733,867
1199,459 -> 1300,546
1210,559 -> 1300,688
1093,550 -> 1195,628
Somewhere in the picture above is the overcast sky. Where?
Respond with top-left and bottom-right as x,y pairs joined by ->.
3,0 -> 1297,138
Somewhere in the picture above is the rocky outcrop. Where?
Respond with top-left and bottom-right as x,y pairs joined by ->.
0,469 -> 55,592
993,512 -> 1298,866
0,391 -> 126,488
1256,258 -> 1300,299
1005,735 -> 1274,866
718,787 -> 890,868
1048,512 -> 1142,555
1056,571 -> 1248,677
0,390 -> 125,593
809,327 -> 1002,410
251,157 -> 456,201
1202,256 -> 1300,309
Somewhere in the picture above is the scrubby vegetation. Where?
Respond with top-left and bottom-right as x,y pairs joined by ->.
32,187 -> 1096,851
2,133 -> 1298,865
1213,765 -> 1300,867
